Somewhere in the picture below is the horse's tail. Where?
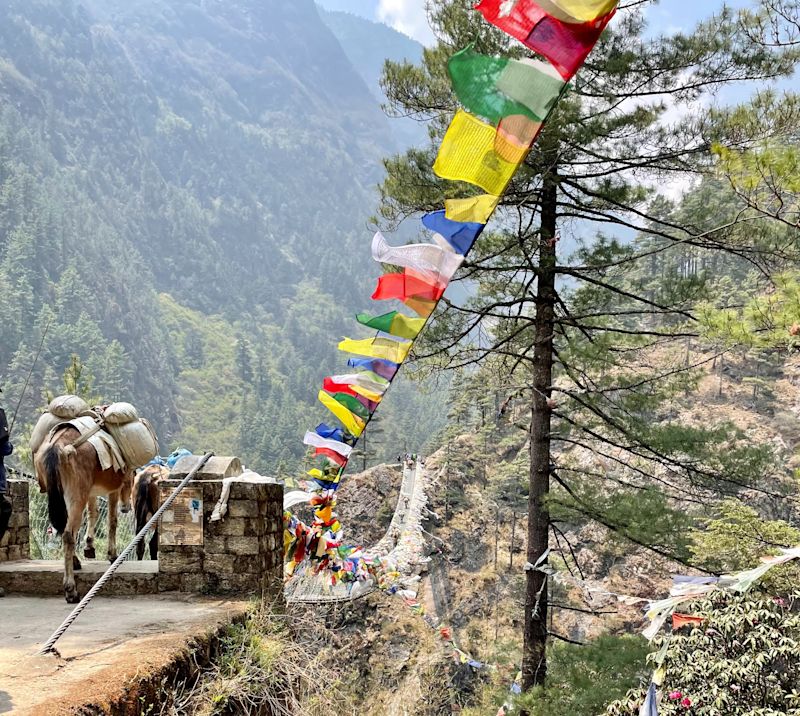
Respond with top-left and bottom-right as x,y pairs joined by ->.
43,445 -> 68,534
135,472 -> 154,533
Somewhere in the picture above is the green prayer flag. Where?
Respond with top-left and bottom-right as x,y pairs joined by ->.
448,46 -> 564,124
333,392 -> 371,420
496,58 -> 565,121
356,311 -> 426,340
448,47 -> 532,124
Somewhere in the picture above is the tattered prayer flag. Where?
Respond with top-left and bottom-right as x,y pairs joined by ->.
315,447 -> 347,467
372,270 -> 446,302
421,211 -> 483,256
672,613 -> 704,630
347,357 -> 399,380
372,232 -> 464,282
332,392 -> 371,420
433,110 -> 521,195
475,0 -> 615,79
318,390 -> 365,436
448,46 -> 564,123
303,431 -> 353,457
537,0 -> 618,23
639,682 -> 659,716
357,310 -> 427,340
339,336 -> 412,364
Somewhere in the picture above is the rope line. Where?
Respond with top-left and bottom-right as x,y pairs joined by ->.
38,451 -> 214,655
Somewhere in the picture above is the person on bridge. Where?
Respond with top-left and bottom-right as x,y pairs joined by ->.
0,391 -> 13,597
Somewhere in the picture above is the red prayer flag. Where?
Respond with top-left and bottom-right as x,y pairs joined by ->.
323,377 -> 358,397
672,613 -> 705,630
474,0 -> 614,79
372,270 -> 446,301
315,447 -> 348,466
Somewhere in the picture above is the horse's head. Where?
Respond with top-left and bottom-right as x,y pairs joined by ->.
119,470 -> 134,513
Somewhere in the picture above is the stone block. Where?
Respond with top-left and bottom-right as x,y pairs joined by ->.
204,553 -> 238,575
157,574 -> 181,592
215,519 -> 245,537
159,552 -> 202,574
225,536 -> 260,556
227,500 -> 259,519
7,545 -> 21,561
180,573 -> 207,593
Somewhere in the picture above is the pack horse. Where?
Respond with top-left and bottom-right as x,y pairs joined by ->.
31,396 -> 158,603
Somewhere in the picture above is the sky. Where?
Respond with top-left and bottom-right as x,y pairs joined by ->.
316,0 -> 753,46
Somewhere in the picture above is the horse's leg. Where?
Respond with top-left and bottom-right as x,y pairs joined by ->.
84,496 -> 98,560
62,490 -> 85,604
149,524 -> 158,561
107,491 -> 119,562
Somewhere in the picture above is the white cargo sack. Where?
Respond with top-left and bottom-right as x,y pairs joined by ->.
103,402 -> 139,425
29,412 -> 63,454
106,418 -> 158,468
48,395 -> 89,419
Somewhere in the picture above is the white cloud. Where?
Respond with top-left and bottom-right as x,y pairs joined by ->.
377,0 -> 436,45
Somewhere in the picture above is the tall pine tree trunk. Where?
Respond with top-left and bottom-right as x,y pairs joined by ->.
522,169 -> 557,692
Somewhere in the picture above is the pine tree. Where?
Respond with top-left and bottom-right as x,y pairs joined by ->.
379,0 -> 800,692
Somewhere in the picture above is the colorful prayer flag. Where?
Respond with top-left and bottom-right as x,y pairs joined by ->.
422,210 -> 484,255
433,110 -> 522,195
445,194 -> 499,223
339,336 -> 412,364
315,447 -> 347,467
404,296 -> 438,318
318,390 -> 366,436
323,377 -> 358,397
474,0 -> 615,80
356,310 -> 427,340
672,613 -> 704,630
372,270 -> 446,302
448,46 -> 564,123
347,357 -> 399,380
329,372 -> 388,393
372,231 -> 464,282
537,0 -> 618,23
315,423 -> 353,445
303,431 -> 353,458
331,391 -> 371,420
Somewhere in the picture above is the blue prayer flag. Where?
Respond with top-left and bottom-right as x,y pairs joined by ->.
347,357 -> 399,381
421,210 -> 484,255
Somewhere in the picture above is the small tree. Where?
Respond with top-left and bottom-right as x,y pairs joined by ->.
605,591 -> 800,715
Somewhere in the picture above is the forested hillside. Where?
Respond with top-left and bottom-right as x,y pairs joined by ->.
0,0 -> 445,471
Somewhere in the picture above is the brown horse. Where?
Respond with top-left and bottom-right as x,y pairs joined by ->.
34,425 -> 133,603
132,464 -> 168,560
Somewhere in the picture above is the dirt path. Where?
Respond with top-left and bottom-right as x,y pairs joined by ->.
0,593 -> 247,715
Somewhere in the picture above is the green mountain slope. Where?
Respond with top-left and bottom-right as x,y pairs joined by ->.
0,0 -> 446,473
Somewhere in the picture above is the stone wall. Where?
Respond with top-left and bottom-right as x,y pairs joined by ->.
0,480 -> 30,562
158,480 -> 283,597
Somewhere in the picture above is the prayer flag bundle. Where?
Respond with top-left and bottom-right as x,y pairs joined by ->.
288,0 -> 618,597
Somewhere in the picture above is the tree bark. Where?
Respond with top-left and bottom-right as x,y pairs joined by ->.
522,169 -> 557,692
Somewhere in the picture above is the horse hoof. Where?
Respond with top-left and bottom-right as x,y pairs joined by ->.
107,555 -> 118,564
83,547 -> 96,560
73,556 -> 82,571
65,591 -> 80,604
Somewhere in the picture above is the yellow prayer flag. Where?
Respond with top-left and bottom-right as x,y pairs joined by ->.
444,194 -> 499,224
404,296 -> 437,318
318,390 -> 366,436
338,337 -> 411,364
537,0 -> 617,22
350,385 -> 384,403
434,110 -> 521,195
